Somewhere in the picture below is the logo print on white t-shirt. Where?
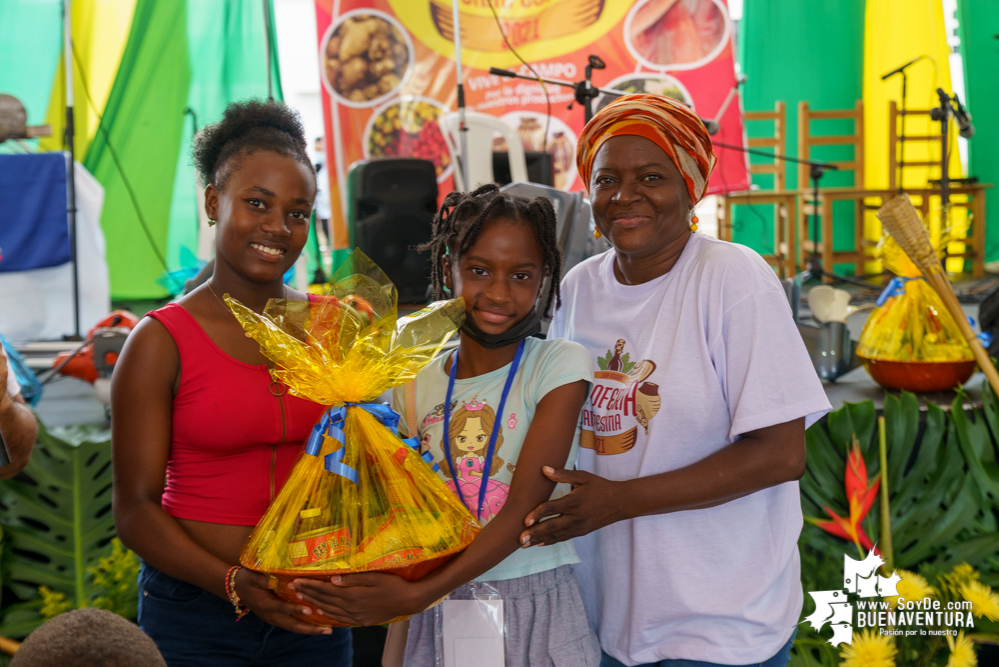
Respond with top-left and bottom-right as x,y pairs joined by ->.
581,339 -> 660,455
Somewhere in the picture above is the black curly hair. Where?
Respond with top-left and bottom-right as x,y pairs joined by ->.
419,184 -> 562,318
192,99 -> 314,191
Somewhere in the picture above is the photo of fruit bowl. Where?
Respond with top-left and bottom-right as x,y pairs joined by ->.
321,9 -> 414,108
624,0 -> 730,71
596,73 -> 694,114
365,97 -> 453,181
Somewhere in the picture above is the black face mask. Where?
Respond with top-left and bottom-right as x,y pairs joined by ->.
460,308 -> 541,349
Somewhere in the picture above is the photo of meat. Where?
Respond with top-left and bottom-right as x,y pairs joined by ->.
626,0 -> 728,70
321,11 -> 413,107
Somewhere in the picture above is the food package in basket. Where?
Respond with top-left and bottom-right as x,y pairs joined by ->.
225,250 -> 480,626
857,236 -> 974,364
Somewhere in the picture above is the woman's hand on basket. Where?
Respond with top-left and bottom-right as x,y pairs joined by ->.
235,568 -> 333,634
289,572 -> 427,626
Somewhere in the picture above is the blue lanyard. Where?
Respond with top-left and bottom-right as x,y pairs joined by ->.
442,339 -> 525,521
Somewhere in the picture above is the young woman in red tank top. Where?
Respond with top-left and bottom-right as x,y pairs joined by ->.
112,101 -> 352,666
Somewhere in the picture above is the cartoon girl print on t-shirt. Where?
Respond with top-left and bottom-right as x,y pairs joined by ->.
442,398 -> 510,521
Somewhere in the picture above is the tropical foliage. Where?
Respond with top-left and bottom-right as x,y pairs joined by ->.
0,424 -> 134,638
793,388 -> 999,666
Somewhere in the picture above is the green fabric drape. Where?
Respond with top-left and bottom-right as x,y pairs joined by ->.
83,0 -> 191,300
0,0 -> 63,129
958,0 -> 999,263
736,0 -> 865,259
165,0 -> 287,281
82,0 -> 295,298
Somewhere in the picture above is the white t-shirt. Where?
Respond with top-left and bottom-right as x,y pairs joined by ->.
549,233 -> 830,665
1,343 -> 20,398
392,336 -> 592,581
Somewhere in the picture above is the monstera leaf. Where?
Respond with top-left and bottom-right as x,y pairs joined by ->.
0,424 -> 115,637
795,390 -> 999,665
800,388 -> 999,573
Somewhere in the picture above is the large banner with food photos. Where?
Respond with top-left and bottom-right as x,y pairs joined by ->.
314,0 -> 749,247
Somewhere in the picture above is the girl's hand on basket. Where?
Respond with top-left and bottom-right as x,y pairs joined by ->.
289,572 -> 427,627
235,568 -> 333,635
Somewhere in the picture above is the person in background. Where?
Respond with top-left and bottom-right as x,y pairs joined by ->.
0,340 -> 37,478
520,94 -> 831,667
314,137 -> 332,251
10,608 -> 166,667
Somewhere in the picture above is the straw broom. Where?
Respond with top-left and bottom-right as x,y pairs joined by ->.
877,194 -> 999,396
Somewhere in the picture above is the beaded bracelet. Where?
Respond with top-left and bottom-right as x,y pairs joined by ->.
224,565 -> 250,620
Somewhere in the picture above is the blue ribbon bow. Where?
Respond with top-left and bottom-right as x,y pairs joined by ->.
305,402 -> 440,484
876,276 -> 921,307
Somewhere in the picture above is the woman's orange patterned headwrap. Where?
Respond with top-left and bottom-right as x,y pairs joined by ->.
576,94 -> 717,203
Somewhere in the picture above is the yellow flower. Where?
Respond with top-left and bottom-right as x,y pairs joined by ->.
886,570 -> 935,609
960,580 -> 999,621
940,563 -> 978,599
840,629 -> 897,667
946,631 -> 977,667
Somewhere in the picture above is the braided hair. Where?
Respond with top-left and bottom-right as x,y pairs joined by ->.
419,184 -> 563,318
192,99 -> 314,191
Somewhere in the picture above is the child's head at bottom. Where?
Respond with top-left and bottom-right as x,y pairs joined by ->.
421,184 -> 562,331
11,608 -> 166,667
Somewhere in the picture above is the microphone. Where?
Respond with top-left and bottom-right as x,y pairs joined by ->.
881,55 -> 925,80
489,67 -> 518,78
952,93 -> 975,139
701,119 -> 720,135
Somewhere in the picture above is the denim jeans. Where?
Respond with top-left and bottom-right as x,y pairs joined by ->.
138,562 -> 352,667
599,630 -> 796,667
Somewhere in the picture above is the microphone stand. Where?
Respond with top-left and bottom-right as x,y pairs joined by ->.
714,141 -> 876,288
488,60 -> 719,131
882,57 -> 925,194
489,59 -> 624,125
63,0 -> 82,340
452,0 -> 470,190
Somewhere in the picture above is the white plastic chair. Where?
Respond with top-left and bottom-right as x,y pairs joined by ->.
440,111 -> 528,190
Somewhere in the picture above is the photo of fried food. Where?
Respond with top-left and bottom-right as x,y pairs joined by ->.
628,0 -> 727,68
367,99 -> 451,178
323,13 -> 411,105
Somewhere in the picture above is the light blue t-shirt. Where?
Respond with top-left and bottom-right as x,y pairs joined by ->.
391,336 -> 592,581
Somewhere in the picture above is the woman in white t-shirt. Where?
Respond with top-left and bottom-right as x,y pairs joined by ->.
519,94 -> 832,667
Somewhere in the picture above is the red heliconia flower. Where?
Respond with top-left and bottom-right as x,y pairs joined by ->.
808,439 -> 881,555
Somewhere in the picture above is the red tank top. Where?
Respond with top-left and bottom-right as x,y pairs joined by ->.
148,301 -> 329,526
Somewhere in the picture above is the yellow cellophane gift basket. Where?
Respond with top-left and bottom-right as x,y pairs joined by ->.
857,236 -> 976,391
225,250 -> 480,626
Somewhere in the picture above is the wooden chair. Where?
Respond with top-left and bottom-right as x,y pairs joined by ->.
797,100 -> 868,278
887,101 -> 945,191
718,101 -> 797,277
887,101 -> 985,274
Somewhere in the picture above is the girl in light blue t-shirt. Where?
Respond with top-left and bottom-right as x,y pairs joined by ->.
293,184 -> 598,666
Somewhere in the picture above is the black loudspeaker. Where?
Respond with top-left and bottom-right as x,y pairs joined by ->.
347,159 -> 437,304
492,151 -> 554,187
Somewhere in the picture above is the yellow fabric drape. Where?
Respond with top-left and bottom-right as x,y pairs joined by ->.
39,0 -> 137,156
863,0 -> 967,273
